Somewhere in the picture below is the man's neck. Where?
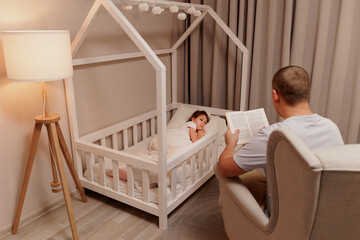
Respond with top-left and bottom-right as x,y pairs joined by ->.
281,102 -> 313,119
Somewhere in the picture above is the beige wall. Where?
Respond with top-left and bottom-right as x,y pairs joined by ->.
0,0 -> 183,232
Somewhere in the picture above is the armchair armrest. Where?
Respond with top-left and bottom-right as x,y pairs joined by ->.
214,164 -> 269,229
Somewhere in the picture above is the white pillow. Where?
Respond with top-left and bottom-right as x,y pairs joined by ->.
205,115 -> 228,137
167,104 -> 194,129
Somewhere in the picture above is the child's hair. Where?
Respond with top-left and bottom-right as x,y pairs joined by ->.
187,110 -> 210,123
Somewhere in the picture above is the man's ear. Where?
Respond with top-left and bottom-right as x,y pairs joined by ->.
272,89 -> 280,103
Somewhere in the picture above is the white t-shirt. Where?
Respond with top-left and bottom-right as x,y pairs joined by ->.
233,114 -> 344,172
186,121 -> 197,131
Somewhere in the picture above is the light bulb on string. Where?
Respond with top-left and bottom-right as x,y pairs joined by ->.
152,6 -> 164,15
138,2 -> 149,12
169,5 -> 179,13
178,12 -> 186,20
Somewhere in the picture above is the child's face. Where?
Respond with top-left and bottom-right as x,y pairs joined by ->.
192,114 -> 208,131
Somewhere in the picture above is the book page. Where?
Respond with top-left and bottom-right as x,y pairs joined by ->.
225,111 -> 252,144
225,108 -> 269,145
245,108 -> 269,136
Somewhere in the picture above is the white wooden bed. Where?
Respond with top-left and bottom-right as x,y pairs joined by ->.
64,0 -> 249,230
78,103 -> 225,216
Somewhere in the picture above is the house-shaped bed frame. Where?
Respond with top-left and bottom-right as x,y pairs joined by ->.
65,0 -> 249,230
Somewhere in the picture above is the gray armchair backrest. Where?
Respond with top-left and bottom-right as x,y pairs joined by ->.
266,128 -> 360,239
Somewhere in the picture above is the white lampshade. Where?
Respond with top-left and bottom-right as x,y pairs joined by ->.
1,30 -> 73,82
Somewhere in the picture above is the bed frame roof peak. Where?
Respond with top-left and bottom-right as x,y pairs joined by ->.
71,0 -> 249,109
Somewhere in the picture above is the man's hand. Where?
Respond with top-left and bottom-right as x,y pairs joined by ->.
225,129 -> 240,146
218,128 -> 246,177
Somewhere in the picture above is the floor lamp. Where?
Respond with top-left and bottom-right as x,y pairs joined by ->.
1,30 -> 87,240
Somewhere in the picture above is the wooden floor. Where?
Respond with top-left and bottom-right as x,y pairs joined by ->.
1,177 -> 226,240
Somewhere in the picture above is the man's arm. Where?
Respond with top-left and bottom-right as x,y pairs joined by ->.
218,129 -> 247,177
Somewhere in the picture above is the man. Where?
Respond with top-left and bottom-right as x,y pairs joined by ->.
217,65 -> 344,212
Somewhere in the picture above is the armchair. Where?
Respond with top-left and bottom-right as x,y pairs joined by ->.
215,128 -> 360,240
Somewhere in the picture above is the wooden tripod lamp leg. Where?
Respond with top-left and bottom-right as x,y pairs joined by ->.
48,142 -> 62,193
12,123 -> 43,234
48,122 -> 79,240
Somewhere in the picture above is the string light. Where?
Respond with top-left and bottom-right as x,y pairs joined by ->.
138,2 -> 149,12
186,6 -> 195,14
121,1 -> 202,19
169,5 -> 179,13
177,12 -> 186,20
193,10 -> 201,16
152,6 -> 164,15
122,4 -> 133,11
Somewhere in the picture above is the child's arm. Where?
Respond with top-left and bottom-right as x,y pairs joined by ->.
197,129 -> 205,139
189,127 -> 204,143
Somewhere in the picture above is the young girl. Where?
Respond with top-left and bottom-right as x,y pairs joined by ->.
186,110 -> 210,143
149,110 -> 210,152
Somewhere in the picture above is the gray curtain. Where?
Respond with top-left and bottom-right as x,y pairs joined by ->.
180,0 -> 360,143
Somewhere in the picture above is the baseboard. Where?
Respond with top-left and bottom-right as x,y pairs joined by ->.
0,190 -> 79,238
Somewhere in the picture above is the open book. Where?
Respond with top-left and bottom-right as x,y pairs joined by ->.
225,108 -> 269,145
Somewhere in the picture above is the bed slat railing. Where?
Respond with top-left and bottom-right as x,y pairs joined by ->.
198,151 -> 203,178
127,165 -> 134,197
205,145 -> 211,172
112,133 -> 118,150
167,134 -> 218,202
150,117 -> 156,136
76,140 -> 158,171
85,152 -> 94,182
100,138 -> 109,186
190,155 -> 196,185
142,170 -> 150,203
80,106 -> 180,164
123,129 -> 129,149
142,121 -> 147,140
133,125 -> 138,145
180,162 -> 187,193
171,168 -> 177,200
77,140 -> 157,202
79,147 -> 154,202
86,107 -> 175,154
112,160 -> 120,192
166,132 -> 219,201
80,104 -> 176,143
98,156 -> 106,187
166,132 -> 218,171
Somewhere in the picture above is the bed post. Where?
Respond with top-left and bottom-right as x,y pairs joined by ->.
63,76 -> 82,176
157,67 -> 168,230
171,51 -> 177,105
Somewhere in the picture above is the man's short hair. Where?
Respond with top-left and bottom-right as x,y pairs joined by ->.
272,65 -> 310,105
